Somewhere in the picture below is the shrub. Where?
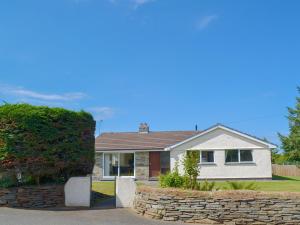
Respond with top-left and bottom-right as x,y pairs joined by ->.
160,151 -> 203,190
0,175 -> 17,188
183,151 -> 200,190
226,181 -> 258,190
0,103 -> 95,185
198,180 -> 219,191
159,163 -> 184,188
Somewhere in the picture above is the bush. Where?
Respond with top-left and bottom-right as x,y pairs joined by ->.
226,181 -> 258,190
0,103 -> 95,185
159,163 -> 184,188
160,152 -> 203,190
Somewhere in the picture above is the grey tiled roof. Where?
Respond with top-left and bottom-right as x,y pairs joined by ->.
95,130 -> 201,151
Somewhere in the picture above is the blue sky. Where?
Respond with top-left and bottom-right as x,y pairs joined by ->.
0,0 -> 299,145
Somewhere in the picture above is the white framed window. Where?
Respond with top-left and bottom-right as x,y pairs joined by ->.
200,151 -> 215,164
240,150 -> 253,162
103,152 -> 135,179
225,149 -> 253,164
104,153 -> 119,177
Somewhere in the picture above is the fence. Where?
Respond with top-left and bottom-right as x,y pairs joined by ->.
272,164 -> 300,177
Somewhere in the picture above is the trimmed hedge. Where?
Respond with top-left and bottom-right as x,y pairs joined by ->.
0,103 -> 95,185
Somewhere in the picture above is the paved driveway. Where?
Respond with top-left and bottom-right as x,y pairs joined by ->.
0,207 -> 188,225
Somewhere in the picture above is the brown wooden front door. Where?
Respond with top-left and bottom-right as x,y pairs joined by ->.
149,152 -> 161,178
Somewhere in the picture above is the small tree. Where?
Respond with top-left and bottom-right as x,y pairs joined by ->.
278,87 -> 300,162
183,151 -> 200,190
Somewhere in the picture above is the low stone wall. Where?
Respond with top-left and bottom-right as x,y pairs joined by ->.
0,185 -> 64,208
134,186 -> 300,225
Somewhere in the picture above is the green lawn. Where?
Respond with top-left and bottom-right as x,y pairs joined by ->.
214,176 -> 300,192
92,176 -> 300,194
92,181 -> 115,198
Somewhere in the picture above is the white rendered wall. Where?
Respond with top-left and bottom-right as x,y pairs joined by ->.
65,176 -> 91,207
170,128 -> 272,179
116,177 -> 136,208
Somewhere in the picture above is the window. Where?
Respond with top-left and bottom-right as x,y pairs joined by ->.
160,151 -> 170,174
201,151 -> 214,163
240,150 -> 253,162
225,150 -> 239,163
119,153 -> 134,176
104,153 -> 119,176
225,150 -> 253,163
103,153 -> 135,177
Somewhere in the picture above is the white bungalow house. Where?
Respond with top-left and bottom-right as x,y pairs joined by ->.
93,123 -> 276,180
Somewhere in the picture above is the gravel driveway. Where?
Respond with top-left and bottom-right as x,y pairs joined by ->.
0,207 -> 188,225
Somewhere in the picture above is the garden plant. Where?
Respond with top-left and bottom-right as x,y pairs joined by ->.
159,151 -> 258,191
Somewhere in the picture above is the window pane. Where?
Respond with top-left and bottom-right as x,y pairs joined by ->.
160,151 -> 170,174
201,151 -> 214,163
240,150 -> 253,162
104,153 -> 118,176
119,153 -> 134,176
225,150 -> 239,163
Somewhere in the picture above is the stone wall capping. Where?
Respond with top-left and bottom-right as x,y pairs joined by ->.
137,185 -> 300,200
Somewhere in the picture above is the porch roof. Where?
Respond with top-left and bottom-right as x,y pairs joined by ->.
95,130 -> 201,151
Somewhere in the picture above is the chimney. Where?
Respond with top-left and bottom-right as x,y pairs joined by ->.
139,123 -> 149,133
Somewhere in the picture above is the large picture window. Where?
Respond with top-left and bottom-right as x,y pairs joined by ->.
103,153 -> 135,178
104,153 -> 118,176
225,150 -> 253,163
119,153 -> 134,176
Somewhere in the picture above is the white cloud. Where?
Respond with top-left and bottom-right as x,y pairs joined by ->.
0,83 -> 116,120
87,107 -> 115,120
0,84 -> 86,102
196,14 -> 218,30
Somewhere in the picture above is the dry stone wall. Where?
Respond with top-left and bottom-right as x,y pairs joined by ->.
93,152 -> 103,180
0,185 -> 64,208
134,186 -> 300,225
135,152 -> 149,180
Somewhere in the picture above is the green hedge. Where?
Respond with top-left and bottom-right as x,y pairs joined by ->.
0,103 -> 95,185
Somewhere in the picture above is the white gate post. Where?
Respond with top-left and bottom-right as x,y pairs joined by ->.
115,177 -> 136,208
65,176 -> 91,207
